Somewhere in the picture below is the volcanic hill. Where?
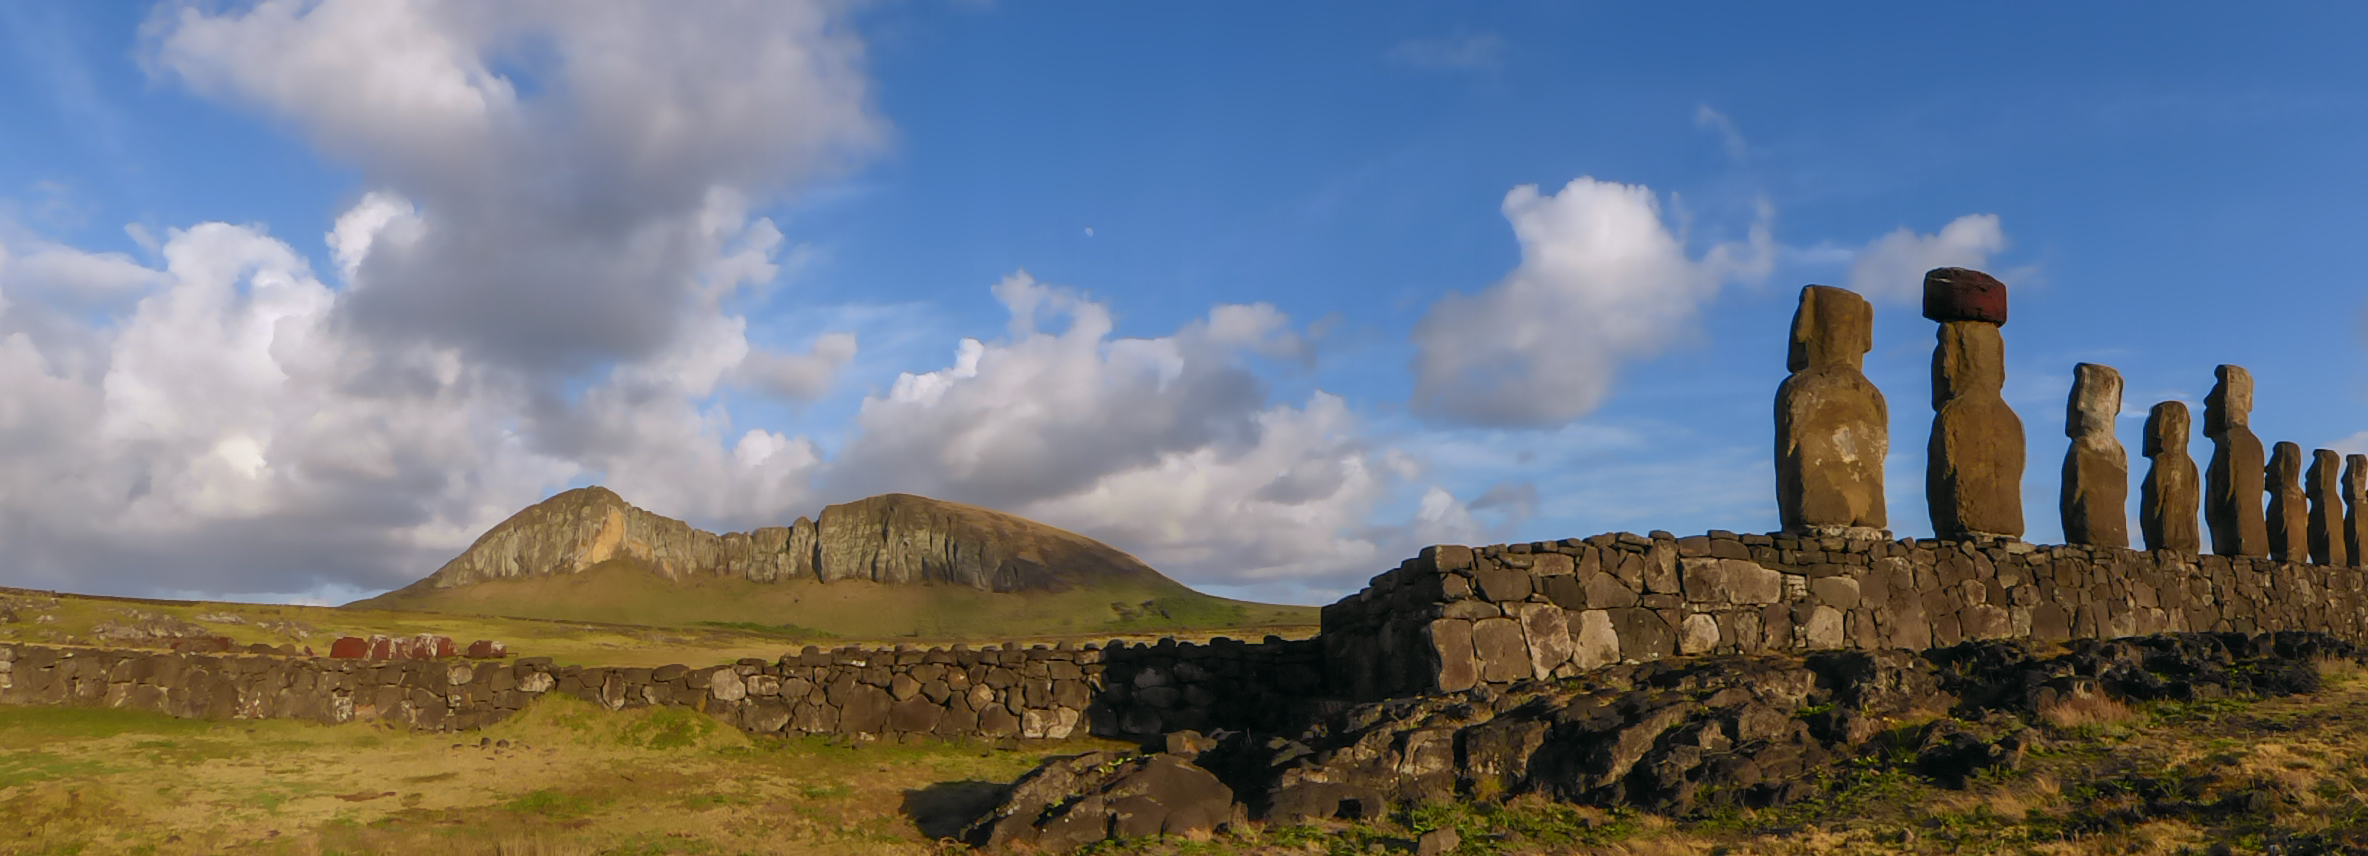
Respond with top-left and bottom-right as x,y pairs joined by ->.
349,487 -> 1313,639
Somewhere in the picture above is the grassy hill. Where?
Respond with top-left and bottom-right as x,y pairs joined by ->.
348,556 -> 1315,641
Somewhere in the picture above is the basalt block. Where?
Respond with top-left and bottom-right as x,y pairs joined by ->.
1776,285 -> 1889,535
1925,269 -> 2024,540
2309,449 -> 2347,567
2205,365 -> 2269,557
2141,402 -> 2202,554
2060,363 -> 2128,547
2267,441 -> 2307,563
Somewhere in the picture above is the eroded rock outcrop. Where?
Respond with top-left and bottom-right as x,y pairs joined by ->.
968,632 -> 2359,852
388,486 -> 1165,595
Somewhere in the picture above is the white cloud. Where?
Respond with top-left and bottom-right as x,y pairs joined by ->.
146,0 -> 881,374
1694,105 -> 1749,162
1846,214 -> 2007,301
831,272 -> 1478,591
1410,176 -> 1774,428
1387,32 -> 1507,71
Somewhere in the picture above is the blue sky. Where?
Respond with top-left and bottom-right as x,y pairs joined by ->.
0,1 -> 2363,605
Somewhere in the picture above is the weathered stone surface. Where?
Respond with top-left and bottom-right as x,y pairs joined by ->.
2205,365 -> 2269,557
1925,270 -> 2024,540
813,493 -> 1168,592
1571,610 -> 1620,670
368,486 -> 1171,600
2142,401 -> 2202,554
2348,454 -> 2368,568
1922,266 -> 2009,324
1513,603 -> 1573,679
2060,363 -> 2128,547
1775,284 -> 1888,535
1677,614 -> 1720,655
2268,441 -> 2308,563
1426,620 -> 1478,693
1471,618 -> 1533,683
1680,558 -> 1783,605
965,751 -> 1233,850
2310,449 -> 2348,567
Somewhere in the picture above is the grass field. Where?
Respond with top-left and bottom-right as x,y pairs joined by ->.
349,560 -> 1316,642
0,693 -> 1108,855
7,658 -> 2368,854
0,575 -> 1317,670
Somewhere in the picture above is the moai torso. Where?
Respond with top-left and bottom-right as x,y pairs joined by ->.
1923,268 -> 2024,540
2345,454 -> 2368,568
2141,401 -> 2201,553
2204,365 -> 2269,557
2060,363 -> 2128,547
1775,285 -> 1888,535
2267,441 -> 2307,562
2308,448 -> 2346,566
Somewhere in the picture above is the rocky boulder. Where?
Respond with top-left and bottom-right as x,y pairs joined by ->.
969,631 -> 2361,853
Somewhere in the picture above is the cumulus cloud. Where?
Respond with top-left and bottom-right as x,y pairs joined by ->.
1410,177 -> 1774,428
0,1 -> 887,598
146,0 -> 881,374
831,272 -> 1476,589
1846,214 -> 2007,301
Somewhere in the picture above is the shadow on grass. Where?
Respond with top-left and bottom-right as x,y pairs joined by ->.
901,780 -> 1009,841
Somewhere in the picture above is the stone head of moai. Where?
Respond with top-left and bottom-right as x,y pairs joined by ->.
2064,363 -> 2122,440
1788,284 -> 1874,372
2205,364 -> 2254,436
2143,401 -> 2190,457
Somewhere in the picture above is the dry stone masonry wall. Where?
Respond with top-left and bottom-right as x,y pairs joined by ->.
1320,530 -> 2368,701
0,636 -> 1324,741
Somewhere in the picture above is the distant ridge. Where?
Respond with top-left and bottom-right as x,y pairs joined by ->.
363,486 -> 1177,599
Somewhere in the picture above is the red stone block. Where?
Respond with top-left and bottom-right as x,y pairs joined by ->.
1921,267 -> 2008,325
433,636 -> 457,658
464,640 -> 508,659
368,635 -> 394,660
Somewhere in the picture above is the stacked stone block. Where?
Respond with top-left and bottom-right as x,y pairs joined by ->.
0,636 -> 1323,741
1320,529 -> 2368,700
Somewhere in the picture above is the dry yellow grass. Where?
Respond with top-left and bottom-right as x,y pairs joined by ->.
2036,693 -> 2138,730
0,695 -> 1124,855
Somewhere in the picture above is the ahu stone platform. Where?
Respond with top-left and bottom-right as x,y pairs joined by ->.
1320,530 -> 2368,702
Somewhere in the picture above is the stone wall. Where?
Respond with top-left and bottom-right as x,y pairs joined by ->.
0,635 -> 1324,740
1321,530 -> 2368,701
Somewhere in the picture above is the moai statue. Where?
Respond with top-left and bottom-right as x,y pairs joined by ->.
2140,402 -> 2201,553
2308,448 -> 2347,566
2204,365 -> 2268,557
2346,454 -> 2368,568
2267,442 -> 2308,562
1923,267 -> 2024,540
1775,285 -> 1888,536
2060,363 -> 2128,547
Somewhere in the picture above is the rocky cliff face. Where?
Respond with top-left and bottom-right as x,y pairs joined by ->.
395,487 -> 1169,595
